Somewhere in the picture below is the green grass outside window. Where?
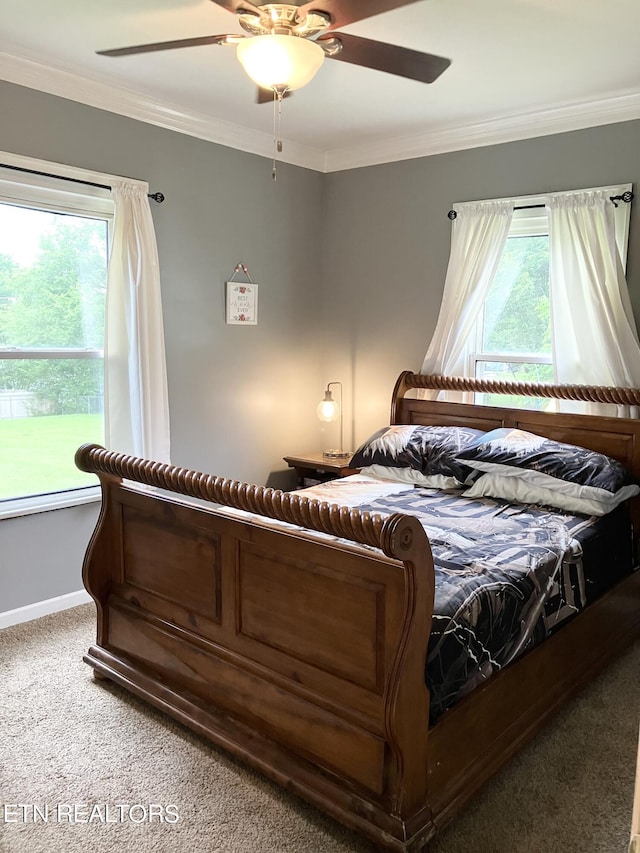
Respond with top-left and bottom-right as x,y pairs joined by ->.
0,414 -> 102,501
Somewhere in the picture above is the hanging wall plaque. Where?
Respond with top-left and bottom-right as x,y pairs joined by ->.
225,264 -> 258,325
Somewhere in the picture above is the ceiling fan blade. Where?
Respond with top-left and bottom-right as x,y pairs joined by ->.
296,0 -> 423,30
97,34 -> 240,57
319,32 -> 450,83
256,87 -> 293,104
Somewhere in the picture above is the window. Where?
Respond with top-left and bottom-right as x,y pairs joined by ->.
467,188 -> 632,409
470,207 -> 552,408
0,167 -> 113,508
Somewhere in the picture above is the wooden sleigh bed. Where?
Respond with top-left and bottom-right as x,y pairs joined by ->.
76,372 -> 640,852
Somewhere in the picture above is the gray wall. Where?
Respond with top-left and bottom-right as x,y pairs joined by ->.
0,504 -> 100,612
0,80 -> 325,613
1,78 -> 639,614
321,120 -> 640,449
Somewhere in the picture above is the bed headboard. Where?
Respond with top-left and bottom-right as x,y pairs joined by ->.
390,371 -> 640,483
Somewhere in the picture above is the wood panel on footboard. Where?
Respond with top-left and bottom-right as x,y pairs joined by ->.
76,372 -> 640,852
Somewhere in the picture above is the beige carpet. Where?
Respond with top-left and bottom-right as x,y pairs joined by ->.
0,604 -> 638,853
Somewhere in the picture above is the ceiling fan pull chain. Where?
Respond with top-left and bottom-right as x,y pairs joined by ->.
272,88 -> 285,181
277,91 -> 284,153
272,90 -> 278,181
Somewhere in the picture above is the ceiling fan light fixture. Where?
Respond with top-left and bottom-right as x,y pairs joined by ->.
237,34 -> 324,91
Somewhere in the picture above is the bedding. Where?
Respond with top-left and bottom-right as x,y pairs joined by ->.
349,424 -> 484,485
457,427 -> 640,515
358,464 -> 462,489
299,474 -> 635,721
463,472 -> 638,516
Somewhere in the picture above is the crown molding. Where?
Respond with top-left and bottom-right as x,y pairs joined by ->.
1,49 -> 639,175
325,90 -> 640,172
0,50 -> 327,172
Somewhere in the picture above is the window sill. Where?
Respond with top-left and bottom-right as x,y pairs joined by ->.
0,487 -> 101,521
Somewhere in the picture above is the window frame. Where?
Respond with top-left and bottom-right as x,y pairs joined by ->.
0,158 -> 114,518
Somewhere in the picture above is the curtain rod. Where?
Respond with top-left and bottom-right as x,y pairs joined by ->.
447,190 -> 633,220
0,162 -> 165,203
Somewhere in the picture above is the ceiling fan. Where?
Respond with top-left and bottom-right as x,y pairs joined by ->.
97,0 -> 451,100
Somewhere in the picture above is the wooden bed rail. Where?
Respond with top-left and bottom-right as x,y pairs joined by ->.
75,443 -> 425,562
394,371 -> 640,406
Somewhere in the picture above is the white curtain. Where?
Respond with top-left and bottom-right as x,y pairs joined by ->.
420,200 -> 513,396
104,181 -> 171,461
548,190 -> 640,416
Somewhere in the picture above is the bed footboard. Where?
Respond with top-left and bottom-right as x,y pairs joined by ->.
76,445 -> 436,852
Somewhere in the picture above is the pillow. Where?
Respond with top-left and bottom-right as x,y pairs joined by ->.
456,427 -> 639,514
349,425 -> 485,485
357,464 -> 462,490
464,472 -> 639,516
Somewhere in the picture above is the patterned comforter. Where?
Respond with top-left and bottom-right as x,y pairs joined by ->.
299,476 -> 633,722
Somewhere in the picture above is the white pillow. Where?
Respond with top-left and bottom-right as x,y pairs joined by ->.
464,472 -> 639,517
358,464 -> 461,490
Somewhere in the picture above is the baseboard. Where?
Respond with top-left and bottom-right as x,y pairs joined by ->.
0,589 -> 92,629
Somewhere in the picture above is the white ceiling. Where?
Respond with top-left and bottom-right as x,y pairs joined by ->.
1,0 -> 639,172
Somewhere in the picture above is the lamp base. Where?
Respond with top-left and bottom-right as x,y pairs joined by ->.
322,449 -> 351,459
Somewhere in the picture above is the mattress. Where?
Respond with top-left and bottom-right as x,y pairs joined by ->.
298,475 -> 635,722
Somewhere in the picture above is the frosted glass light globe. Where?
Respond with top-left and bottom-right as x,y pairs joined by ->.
237,35 -> 324,91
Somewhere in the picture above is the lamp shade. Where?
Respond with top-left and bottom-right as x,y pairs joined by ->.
237,35 -> 325,91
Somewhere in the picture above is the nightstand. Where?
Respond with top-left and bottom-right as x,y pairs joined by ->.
283,452 -> 358,488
